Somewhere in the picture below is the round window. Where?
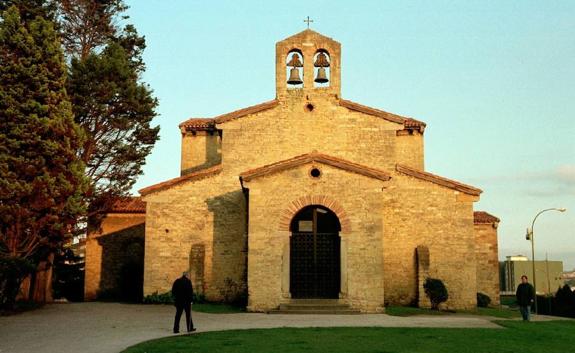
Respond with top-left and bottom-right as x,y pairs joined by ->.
310,168 -> 321,178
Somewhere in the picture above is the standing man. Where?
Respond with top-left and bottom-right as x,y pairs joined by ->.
172,271 -> 196,333
516,275 -> 535,321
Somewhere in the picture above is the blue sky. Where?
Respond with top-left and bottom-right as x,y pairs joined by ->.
124,0 -> 575,270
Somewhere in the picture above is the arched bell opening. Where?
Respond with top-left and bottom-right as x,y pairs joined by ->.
313,49 -> 330,88
286,49 -> 304,89
289,205 -> 341,299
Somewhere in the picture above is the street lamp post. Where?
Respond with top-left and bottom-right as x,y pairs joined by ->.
526,207 -> 567,314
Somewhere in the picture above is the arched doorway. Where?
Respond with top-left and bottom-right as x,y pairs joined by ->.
289,205 -> 341,298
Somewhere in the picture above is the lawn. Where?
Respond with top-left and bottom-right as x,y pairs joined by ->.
123,320 -> 575,353
385,306 -> 520,319
192,303 -> 244,314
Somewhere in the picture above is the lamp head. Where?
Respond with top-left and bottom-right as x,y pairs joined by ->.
557,208 -> 567,212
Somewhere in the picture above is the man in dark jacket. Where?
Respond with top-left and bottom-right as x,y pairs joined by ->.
516,275 -> 535,321
172,271 -> 196,333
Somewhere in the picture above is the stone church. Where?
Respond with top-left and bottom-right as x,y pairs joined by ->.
85,29 -> 501,312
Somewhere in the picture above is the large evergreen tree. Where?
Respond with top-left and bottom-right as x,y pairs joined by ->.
0,5 -> 87,307
58,0 -> 127,59
58,0 -> 159,228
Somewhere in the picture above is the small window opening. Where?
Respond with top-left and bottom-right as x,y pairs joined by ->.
310,168 -> 321,178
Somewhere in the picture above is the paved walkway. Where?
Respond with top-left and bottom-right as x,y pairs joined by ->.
0,302 -> 552,353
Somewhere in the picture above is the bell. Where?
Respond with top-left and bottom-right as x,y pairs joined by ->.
314,67 -> 328,83
286,53 -> 303,67
287,67 -> 303,85
314,52 -> 330,67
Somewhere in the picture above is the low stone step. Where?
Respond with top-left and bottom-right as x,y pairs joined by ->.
268,309 -> 360,315
287,299 -> 342,304
279,303 -> 350,311
269,299 -> 360,314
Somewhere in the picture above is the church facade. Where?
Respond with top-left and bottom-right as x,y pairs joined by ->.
85,30 -> 500,312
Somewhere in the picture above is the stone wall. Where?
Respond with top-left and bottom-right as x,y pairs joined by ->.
84,213 -> 145,301
243,163 -> 386,313
180,131 -> 221,175
474,222 -> 500,305
140,29 -> 486,311
143,176 -> 247,302
220,93 -> 422,177
382,173 -> 478,310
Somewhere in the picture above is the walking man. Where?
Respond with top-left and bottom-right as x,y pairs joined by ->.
516,275 -> 535,321
172,271 -> 196,333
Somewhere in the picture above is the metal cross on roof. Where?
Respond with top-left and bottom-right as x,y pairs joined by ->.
304,16 -> 314,29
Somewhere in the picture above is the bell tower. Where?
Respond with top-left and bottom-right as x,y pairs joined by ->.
275,29 -> 341,98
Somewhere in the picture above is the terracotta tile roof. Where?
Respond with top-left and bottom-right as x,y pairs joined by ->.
178,118 -> 216,132
139,164 -> 222,196
396,164 -> 482,196
403,118 -> 426,131
240,152 -> 391,182
339,99 -> 426,132
474,211 -> 500,224
178,100 -> 278,130
214,99 -> 279,124
109,197 -> 146,213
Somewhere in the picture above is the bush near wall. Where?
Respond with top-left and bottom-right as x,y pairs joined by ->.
423,278 -> 449,310
0,257 -> 35,311
143,291 -> 206,305
536,285 -> 575,318
477,292 -> 491,308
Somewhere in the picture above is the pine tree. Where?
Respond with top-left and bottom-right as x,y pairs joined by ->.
0,5 -> 87,307
58,0 -> 159,229
58,0 -> 127,59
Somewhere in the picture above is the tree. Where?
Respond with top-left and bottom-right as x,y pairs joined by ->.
0,5 -> 87,307
58,0 -> 127,59
0,0 -> 57,23
58,0 -> 159,230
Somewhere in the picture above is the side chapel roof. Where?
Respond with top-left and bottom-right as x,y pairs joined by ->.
473,211 -> 500,224
109,197 -> 146,213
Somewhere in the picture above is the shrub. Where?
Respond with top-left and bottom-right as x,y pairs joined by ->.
477,292 -> 491,308
219,277 -> 247,307
143,291 -> 173,304
143,291 -> 206,305
423,277 -> 449,310
0,256 -> 35,311
553,285 -> 575,318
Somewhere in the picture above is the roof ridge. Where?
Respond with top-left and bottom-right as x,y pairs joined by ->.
215,99 -> 279,124
396,164 -> 482,196
139,164 -> 222,196
240,152 -> 391,182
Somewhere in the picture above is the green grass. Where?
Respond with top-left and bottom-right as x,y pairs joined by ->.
501,295 -> 518,307
384,306 -> 451,316
472,307 -> 520,319
384,306 -> 520,319
192,303 -> 244,314
122,320 -> 575,353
